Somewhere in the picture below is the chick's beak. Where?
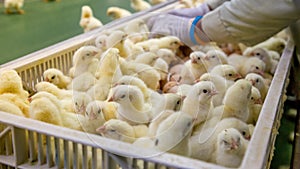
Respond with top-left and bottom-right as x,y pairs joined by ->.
235,74 -> 242,80
255,98 -> 263,104
108,96 -> 114,102
96,125 -> 106,134
230,140 -> 239,150
45,77 -> 49,82
210,90 -> 219,96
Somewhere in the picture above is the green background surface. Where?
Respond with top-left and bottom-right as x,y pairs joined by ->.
0,0 -> 295,168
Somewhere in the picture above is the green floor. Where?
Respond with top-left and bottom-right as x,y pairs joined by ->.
0,0 -> 134,64
0,0 -> 296,168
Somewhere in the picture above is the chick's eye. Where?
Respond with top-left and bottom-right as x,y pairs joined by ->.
120,94 -> 126,99
51,75 -> 55,79
251,97 -> 254,100
256,79 -> 259,83
255,52 -> 260,56
223,140 -> 229,145
197,57 -> 201,60
211,55 -> 216,58
228,73 -> 233,77
255,66 -> 259,70
110,129 -> 116,132
242,131 -> 246,136
203,89 -> 208,93
98,109 -> 101,114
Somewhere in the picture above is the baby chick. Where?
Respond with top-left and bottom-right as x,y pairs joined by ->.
135,36 -> 182,52
70,45 -> 100,77
106,6 -> 132,20
79,5 -> 103,33
4,0 -> 24,14
119,58 -> 161,90
214,79 -> 252,122
198,73 -> 228,107
214,128 -> 249,168
190,117 -> 250,162
130,0 -> 151,12
0,93 -> 29,117
154,111 -> 194,156
0,100 -> 25,117
245,73 -> 269,101
0,69 -> 29,99
97,119 -> 148,143
181,81 -> 218,126
210,64 -> 242,87
43,68 -> 71,89
254,37 -> 286,54
246,86 -> 262,125
180,51 -> 207,84
202,50 -> 228,71
123,19 -> 149,43
148,0 -> 167,5
35,82 -> 72,100
108,85 -> 151,125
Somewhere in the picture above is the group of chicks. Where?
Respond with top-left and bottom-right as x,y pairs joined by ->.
79,0 -> 170,33
1,1 -> 289,168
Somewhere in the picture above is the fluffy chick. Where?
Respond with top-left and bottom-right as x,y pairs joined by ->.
43,68 -> 71,89
97,119 -> 148,143
123,19 -> 149,43
106,6 -> 132,20
190,118 -> 250,162
247,86 -> 262,125
214,128 -> 249,168
214,79 -> 252,122
108,85 -> 151,125
228,54 -> 266,77
198,73 -> 228,107
254,37 -> 286,54
245,73 -> 269,101
70,45 -> 100,77
180,51 -> 207,84
130,0 -> 151,12
154,111 -> 194,156
181,81 -> 218,126
202,50 -> 228,71
0,99 -> 25,117
0,93 -> 29,117
35,82 -> 72,100
4,0 -> 24,14
79,5 -> 103,33
0,69 -> 29,99
119,58 -> 161,90
135,36 -> 182,52
210,64 -> 242,87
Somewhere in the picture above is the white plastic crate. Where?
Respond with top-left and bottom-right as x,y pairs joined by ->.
0,0 -> 295,168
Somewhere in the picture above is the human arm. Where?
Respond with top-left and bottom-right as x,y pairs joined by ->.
201,0 -> 300,46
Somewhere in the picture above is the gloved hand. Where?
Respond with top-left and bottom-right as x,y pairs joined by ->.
147,14 -> 210,47
168,0 -> 230,18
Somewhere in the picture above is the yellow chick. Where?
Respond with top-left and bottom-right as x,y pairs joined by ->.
214,128 -> 249,168
148,110 -> 175,137
210,64 -> 242,87
135,36 -> 182,52
154,111 -> 194,156
105,30 -> 128,57
35,82 -> 72,100
70,45 -> 100,77
4,0 -> 24,14
119,58 -> 161,90
213,79 -> 252,122
43,68 -> 71,89
180,51 -> 207,84
79,5 -> 103,33
130,0 -> 151,12
245,73 -> 269,101
181,81 -> 218,126
246,86 -> 262,125
0,69 -> 29,99
107,85 -> 151,125
123,19 -> 149,43
254,37 -> 287,54
0,100 -> 25,117
190,117 -> 250,162
0,93 -> 29,117
29,96 -> 63,126
97,119 -> 148,143
202,49 -> 228,71
106,6 -> 132,20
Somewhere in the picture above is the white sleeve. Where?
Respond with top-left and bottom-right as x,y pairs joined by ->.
201,0 -> 300,45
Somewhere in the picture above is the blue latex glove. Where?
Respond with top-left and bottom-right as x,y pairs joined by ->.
147,14 -> 210,47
